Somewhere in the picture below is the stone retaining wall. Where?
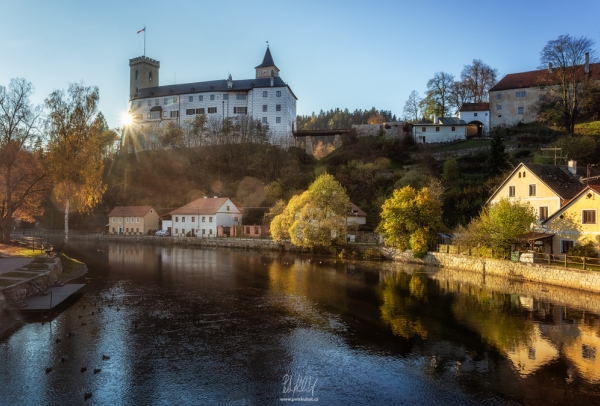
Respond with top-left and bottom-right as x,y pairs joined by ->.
381,247 -> 600,294
0,257 -> 62,314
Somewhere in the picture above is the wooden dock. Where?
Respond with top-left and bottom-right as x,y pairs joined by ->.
16,284 -> 85,311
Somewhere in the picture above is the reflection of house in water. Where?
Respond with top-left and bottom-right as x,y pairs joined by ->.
504,324 -> 559,377
108,244 -> 160,271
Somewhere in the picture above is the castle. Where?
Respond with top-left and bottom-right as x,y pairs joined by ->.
127,46 -> 297,140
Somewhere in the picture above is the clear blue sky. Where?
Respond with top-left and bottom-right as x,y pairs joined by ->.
1,0 -> 599,129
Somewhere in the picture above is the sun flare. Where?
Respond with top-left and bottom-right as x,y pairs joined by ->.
120,112 -> 133,126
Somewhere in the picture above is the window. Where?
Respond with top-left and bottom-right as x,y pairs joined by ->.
276,104 -> 281,112
170,111 -> 179,118
209,229 -> 212,234
196,108 -> 205,114
136,228 -> 139,233
516,91 -> 527,98
223,94 -> 229,100
276,117 -> 281,123
112,227 -> 115,232
119,218 -> 122,223
509,186 -> 516,197
189,96 -> 193,102
497,94 -> 502,99
112,218 -> 115,223
147,100 -> 152,106
474,113 -> 478,117
422,127 -> 426,132
136,217 -> 140,223
186,109 -> 195,115
202,217 -> 205,222
208,107 -> 217,114
155,99 -> 159,106
148,111 -> 161,119
192,217 -> 195,222
135,70 -> 139,80
175,228 -> 178,234
138,101 -> 142,108
561,240 -> 574,254
209,217 -> 213,223
164,98 -> 169,105
497,105 -> 502,110
539,207 -> 548,221
254,226 -> 259,234
529,184 -> 536,196
202,229 -> 205,234
245,226 -> 250,234
234,107 -> 247,114
126,228 -> 129,232
262,105 -> 268,112
234,216 -> 238,222
583,210 -> 597,224
276,91 -> 281,97
210,95 -> 215,101
199,95 -> 204,101
236,94 -> 246,100
451,126 -> 455,131
263,91 -> 268,97
262,117 -> 267,123
226,206 -> 230,211
175,217 -> 179,222
173,97 -> 177,103
435,127 -> 440,132
518,107 -> 524,115
149,72 -> 153,82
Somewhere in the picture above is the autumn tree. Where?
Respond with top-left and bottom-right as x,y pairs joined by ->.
270,173 -> 349,249
402,90 -> 421,122
377,186 -> 443,258
0,78 -> 44,243
421,72 -> 455,118
45,83 -> 107,244
538,34 -> 597,135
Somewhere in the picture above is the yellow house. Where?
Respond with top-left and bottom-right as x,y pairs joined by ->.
488,162 -> 584,223
543,186 -> 600,254
108,206 -> 160,235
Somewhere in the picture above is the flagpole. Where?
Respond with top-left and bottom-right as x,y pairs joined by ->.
144,25 -> 146,57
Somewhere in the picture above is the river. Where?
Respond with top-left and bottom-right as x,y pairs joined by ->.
1,241 -> 600,405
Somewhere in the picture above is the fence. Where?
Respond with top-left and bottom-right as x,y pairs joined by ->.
437,244 -> 600,271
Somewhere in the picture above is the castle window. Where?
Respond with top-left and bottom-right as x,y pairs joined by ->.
497,93 -> 502,99
148,100 -> 152,106
276,91 -> 281,97
155,99 -> 159,106
518,107 -> 524,115
262,105 -> 268,112
208,107 -> 217,114
135,70 -> 139,80
236,94 -> 246,100
170,111 -> 179,118
149,72 -> 153,82
148,111 -> 160,119
234,107 -> 247,114
164,98 -> 169,105
263,91 -> 268,97
173,97 -> 177,103
223,94 -> 229,100
189,96 -> 193,102
199,95 -> 204,101
276,104 -> 281,112
196,108 -> 205,114
276,117 -> 281,123
210,95 -> 215,101
186,109 -> 195,115
262,117 -> 267,123
497,105 -> 502,110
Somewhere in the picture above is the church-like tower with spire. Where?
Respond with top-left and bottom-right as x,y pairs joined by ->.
128,46 -> 297,143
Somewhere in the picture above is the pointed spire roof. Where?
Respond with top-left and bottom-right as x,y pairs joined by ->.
255,46 -> 277,69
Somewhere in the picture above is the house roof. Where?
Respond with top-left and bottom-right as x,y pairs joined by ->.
349,203 -> 367,217
543,185 -> 600,224
417,118 -> 467,126
108,206 -> 155,217
133,76 -> 296,100
487,163 -> 585,205
255,46 -> 278,69
168,197 -> 239,215
458,102 -> 490,112
489,63 -> 600,92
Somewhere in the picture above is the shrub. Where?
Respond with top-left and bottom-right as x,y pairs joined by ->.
362,248 -> 384,261
568,241 -> 599,258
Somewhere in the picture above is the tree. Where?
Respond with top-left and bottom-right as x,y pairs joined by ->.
539,34 -> 597,135
45,83 -> 107,244
460,59 -> 498,103
421,72 -> 455,118
402,90 -> 421,122
486,129 -> 510,175
270,173 -> 350,249
377,186 -> 443,258
442,158 -> 459,181
457,199 -> 536,255
0,78 -> 43,243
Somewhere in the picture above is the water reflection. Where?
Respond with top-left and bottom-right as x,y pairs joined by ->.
1,242 -> 600,404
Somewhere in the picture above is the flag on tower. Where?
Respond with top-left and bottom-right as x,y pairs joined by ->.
137,27 -> 145,34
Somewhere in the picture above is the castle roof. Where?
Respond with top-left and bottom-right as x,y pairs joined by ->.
458,102 -> 490,112
133,76 -> 296,100
490,63 -> 600,92
255,46 -> 277,69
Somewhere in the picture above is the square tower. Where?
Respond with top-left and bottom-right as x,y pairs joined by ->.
129,56 -> 160,100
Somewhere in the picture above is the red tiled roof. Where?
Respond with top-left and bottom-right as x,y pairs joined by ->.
458,102 -> 489,112
168,197 -> 237,215
349,202 -> 366,217
490,63 -> 600,92
108,206 -> 155,217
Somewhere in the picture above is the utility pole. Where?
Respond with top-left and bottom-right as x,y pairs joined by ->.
540,147 -> 563,165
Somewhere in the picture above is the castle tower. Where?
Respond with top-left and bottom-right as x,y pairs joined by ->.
129,56 -> 160,99
255,46 -> 279,79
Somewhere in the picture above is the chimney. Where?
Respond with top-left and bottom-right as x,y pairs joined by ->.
433,114 -> 438,124
585,52 -> 590,74
568,160 -> 577,175
548,63 -> 553,74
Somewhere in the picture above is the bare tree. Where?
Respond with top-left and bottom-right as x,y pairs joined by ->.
539,34 -> 597,135
460,59 -> 498,103
402,90 -> 421,122
448,81 -> 472,113
0,78 -> 43,243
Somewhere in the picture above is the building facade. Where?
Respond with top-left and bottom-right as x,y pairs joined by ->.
412,117 -> 467,143
457,103 -> 490,136
162,197 -> 242,237
108,206 -> 160,235
128,47 -> 297,140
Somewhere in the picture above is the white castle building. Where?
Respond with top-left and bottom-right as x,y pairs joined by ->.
127,46 -> 297,140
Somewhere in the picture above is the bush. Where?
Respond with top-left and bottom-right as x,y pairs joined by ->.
362,248 -> 384,261
512,149 -> 531,159
568,241 -> 599,258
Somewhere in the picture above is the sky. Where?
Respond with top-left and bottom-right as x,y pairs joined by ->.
1,0 -> 600,129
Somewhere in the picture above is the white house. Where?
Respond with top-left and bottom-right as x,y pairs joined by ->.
412,117 -> 467,143
347,203 -> 367,226
457,103 -> 490,136
163,197 -> 242,237
127,46 -> 297,143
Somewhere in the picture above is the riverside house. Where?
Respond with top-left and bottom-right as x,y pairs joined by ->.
161,197 -> 242,237
108,206 -> 160,235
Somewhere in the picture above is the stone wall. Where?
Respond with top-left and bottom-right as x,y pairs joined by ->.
381,247 -> 600,294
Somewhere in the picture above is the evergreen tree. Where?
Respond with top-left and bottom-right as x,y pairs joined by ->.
486,130 -> 509,175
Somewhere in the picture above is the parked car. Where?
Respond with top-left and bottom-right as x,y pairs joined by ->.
155,230 -> 170,236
